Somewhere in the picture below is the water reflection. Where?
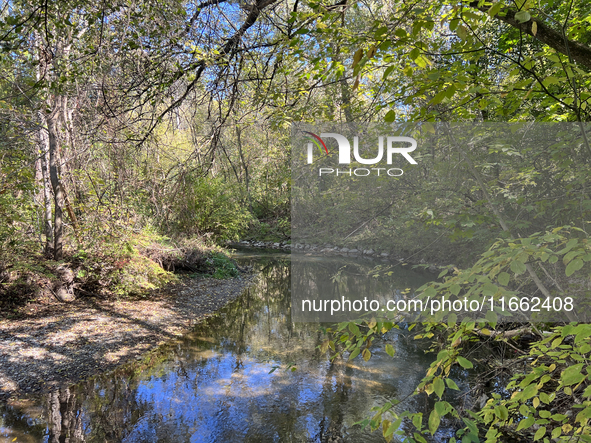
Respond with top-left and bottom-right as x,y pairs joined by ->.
290,254 -> 432,322
1,251 -> 436,442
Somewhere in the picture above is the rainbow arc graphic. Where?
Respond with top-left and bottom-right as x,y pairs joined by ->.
303,131 -> 328,154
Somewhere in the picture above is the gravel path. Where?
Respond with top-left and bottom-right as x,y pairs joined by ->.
0,275 -> 254,405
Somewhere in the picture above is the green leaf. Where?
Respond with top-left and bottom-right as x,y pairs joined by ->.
394,28 -> 407,38
383,66 -> 394,80
349,347 -> 360,360
384,417 -> 402,437
561,363 -> 585,386
557,238 -> 578,254
462,417 -> 479,436
565,258 -> 583,277
522,384 -> 538,400
431,90 -> 447,105
434,377 -> 445,399
562,249 -> 581,264
384,110 -> 396,122
385,343 -> 396,357
510,260 -> 526,275
422,287 -> 436,298
412,412 -> 423,430
494,405 -> 508,420
428,409 -> 440,435
576,406 -> 591,423
488,2 -> 502,17
514,11 -> 531,24
574,324 -> 591,343
457,356 -> 473,369
497,271 -> 510,286
446,378 -> 459,390
349,322 -> 360,336
435,401 -> 448,417
516,416 -> 535,431
457,25 -> 467,40
533,426 -> 546,441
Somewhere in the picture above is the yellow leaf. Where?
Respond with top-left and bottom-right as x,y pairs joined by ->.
352,48 -> 364,69
532,21 -> 538,36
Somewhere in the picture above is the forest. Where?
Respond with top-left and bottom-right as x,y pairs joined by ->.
1,0 -> 591,441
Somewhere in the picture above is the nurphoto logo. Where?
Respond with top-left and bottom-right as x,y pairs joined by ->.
303,131 -> 418,177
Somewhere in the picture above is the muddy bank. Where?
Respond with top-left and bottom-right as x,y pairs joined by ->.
0,274 -> 254,406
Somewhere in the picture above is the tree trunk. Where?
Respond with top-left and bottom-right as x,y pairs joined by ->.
469,2 -> 591,71
38,112 -> 54,256
48,105 -> 64,261
34,31 -> 54,256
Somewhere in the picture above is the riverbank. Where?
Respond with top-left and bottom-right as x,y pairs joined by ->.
0,274 -> 254,406
230,240 -> 448,273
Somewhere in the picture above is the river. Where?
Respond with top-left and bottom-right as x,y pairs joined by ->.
1,250 -> 462,442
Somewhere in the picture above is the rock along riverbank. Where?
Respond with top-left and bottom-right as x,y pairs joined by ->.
230,240 -> 449,274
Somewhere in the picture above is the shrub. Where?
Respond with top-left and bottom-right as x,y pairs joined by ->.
168,175 -> 253,241
203,252 -> 240,279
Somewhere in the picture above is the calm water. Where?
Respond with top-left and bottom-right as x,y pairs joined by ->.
0,251 -> 458,442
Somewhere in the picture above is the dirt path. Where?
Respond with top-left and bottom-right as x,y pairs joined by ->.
0,274 -> 254,405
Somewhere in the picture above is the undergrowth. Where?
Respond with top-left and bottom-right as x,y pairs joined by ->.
0,227 -> 241,318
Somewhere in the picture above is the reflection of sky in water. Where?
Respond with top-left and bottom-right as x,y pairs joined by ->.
111,338 -> 432,442
125,350 -> 331,442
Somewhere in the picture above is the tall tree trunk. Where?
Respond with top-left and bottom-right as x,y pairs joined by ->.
34,31 -> 54,256
38,112 -> 54,256
48,104 -> 64,260
59,97 -> 81,241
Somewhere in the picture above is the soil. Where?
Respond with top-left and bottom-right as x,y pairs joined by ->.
0,274 -> 254,406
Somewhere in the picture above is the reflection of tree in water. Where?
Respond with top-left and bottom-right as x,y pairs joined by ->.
316,359 -> 352,443
46,373 -> 154,442
47,387 -> 84,443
